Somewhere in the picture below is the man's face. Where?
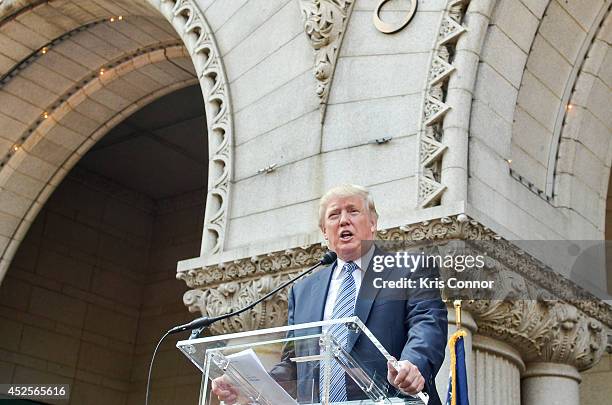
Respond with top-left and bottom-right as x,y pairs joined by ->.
322,195 -> 377,261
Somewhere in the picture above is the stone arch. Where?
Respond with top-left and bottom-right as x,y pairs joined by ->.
553,10 -> 612,235
0,0 -> 234,283
156,0 -> 233,257
508,1 -> 611,201
462,0 -> 611,239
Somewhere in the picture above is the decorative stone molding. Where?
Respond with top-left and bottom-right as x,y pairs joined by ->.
0,0 -> 233,283
179,214 -> 501,331
379,213 -> 498,241
466,239 -> 612,328
179,245 -> 329,288
158,0 -> 234,255
177,214 -> 498,288
180,214 -> 611,374
452,235 -> 611,371
183,274 -> 295,335
416,0 -> 470,207
299,0 -> 356,123
464,300 -> 607,371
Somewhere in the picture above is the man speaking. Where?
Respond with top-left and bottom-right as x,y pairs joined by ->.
214,184 -> 447,404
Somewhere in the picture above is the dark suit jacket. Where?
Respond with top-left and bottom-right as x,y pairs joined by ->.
269,248 -> 448,405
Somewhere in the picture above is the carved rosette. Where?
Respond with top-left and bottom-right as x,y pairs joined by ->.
299,0 -> 356,122
159,0 -> 233,255
417,0 -> 470,207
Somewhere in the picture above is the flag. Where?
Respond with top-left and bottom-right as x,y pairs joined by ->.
445,329 -> 469,405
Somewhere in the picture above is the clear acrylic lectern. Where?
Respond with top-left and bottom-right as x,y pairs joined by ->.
177,316 -> 425,405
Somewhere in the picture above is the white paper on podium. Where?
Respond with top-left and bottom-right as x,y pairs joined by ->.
226,349 -> 298,405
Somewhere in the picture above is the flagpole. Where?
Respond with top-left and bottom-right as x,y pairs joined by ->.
454,300 -> 462,330
446,299 -> 469,405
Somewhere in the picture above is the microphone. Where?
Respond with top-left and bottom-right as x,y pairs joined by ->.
167,250 -> 337,335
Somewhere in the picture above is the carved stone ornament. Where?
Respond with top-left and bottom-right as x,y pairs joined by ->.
417,0 -> 469,207
440,238 -> 611,370
299,0 -> 356,122
159,0 -> 234,255
183,274 -> 294,335
0,0 -> 232,259
464,300 -> 607,371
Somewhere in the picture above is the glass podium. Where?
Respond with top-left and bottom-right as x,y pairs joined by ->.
177,316 -> 427,405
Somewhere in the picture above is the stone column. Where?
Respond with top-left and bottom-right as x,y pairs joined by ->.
521,362 -> 581,405
464,299 -> 608,405
472,335 -> 524,405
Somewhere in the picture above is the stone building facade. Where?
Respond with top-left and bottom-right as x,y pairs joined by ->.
0,0 -> 610,404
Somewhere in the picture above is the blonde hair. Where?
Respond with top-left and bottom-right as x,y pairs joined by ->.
318,184 -> 378,229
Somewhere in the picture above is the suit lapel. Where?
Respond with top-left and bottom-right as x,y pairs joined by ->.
305,262 -> 335,323
354,248 -> 390,323
349,248 -> 393,351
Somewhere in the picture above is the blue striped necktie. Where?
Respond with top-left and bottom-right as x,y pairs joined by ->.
321,261 -> 358,403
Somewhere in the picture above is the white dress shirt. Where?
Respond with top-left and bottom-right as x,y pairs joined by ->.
322,246 -> 375,328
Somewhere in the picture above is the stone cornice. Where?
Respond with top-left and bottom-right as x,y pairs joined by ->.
468,239 -> 612,329
176,214 -> 497,288
183,273 -> 295,335
179,244 -> 328,289
179,214 -> 499,334
179,214 -> 611,369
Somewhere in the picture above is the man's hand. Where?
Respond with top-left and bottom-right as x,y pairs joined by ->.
387,359 -> 425,395
211,375 -> 238,404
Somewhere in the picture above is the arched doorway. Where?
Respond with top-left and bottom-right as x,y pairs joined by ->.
0,83 -> 207,403
0,0 -> 233,283
0,1 -> 233,402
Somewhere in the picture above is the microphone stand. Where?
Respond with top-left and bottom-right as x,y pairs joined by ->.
144,251 -> 337,405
